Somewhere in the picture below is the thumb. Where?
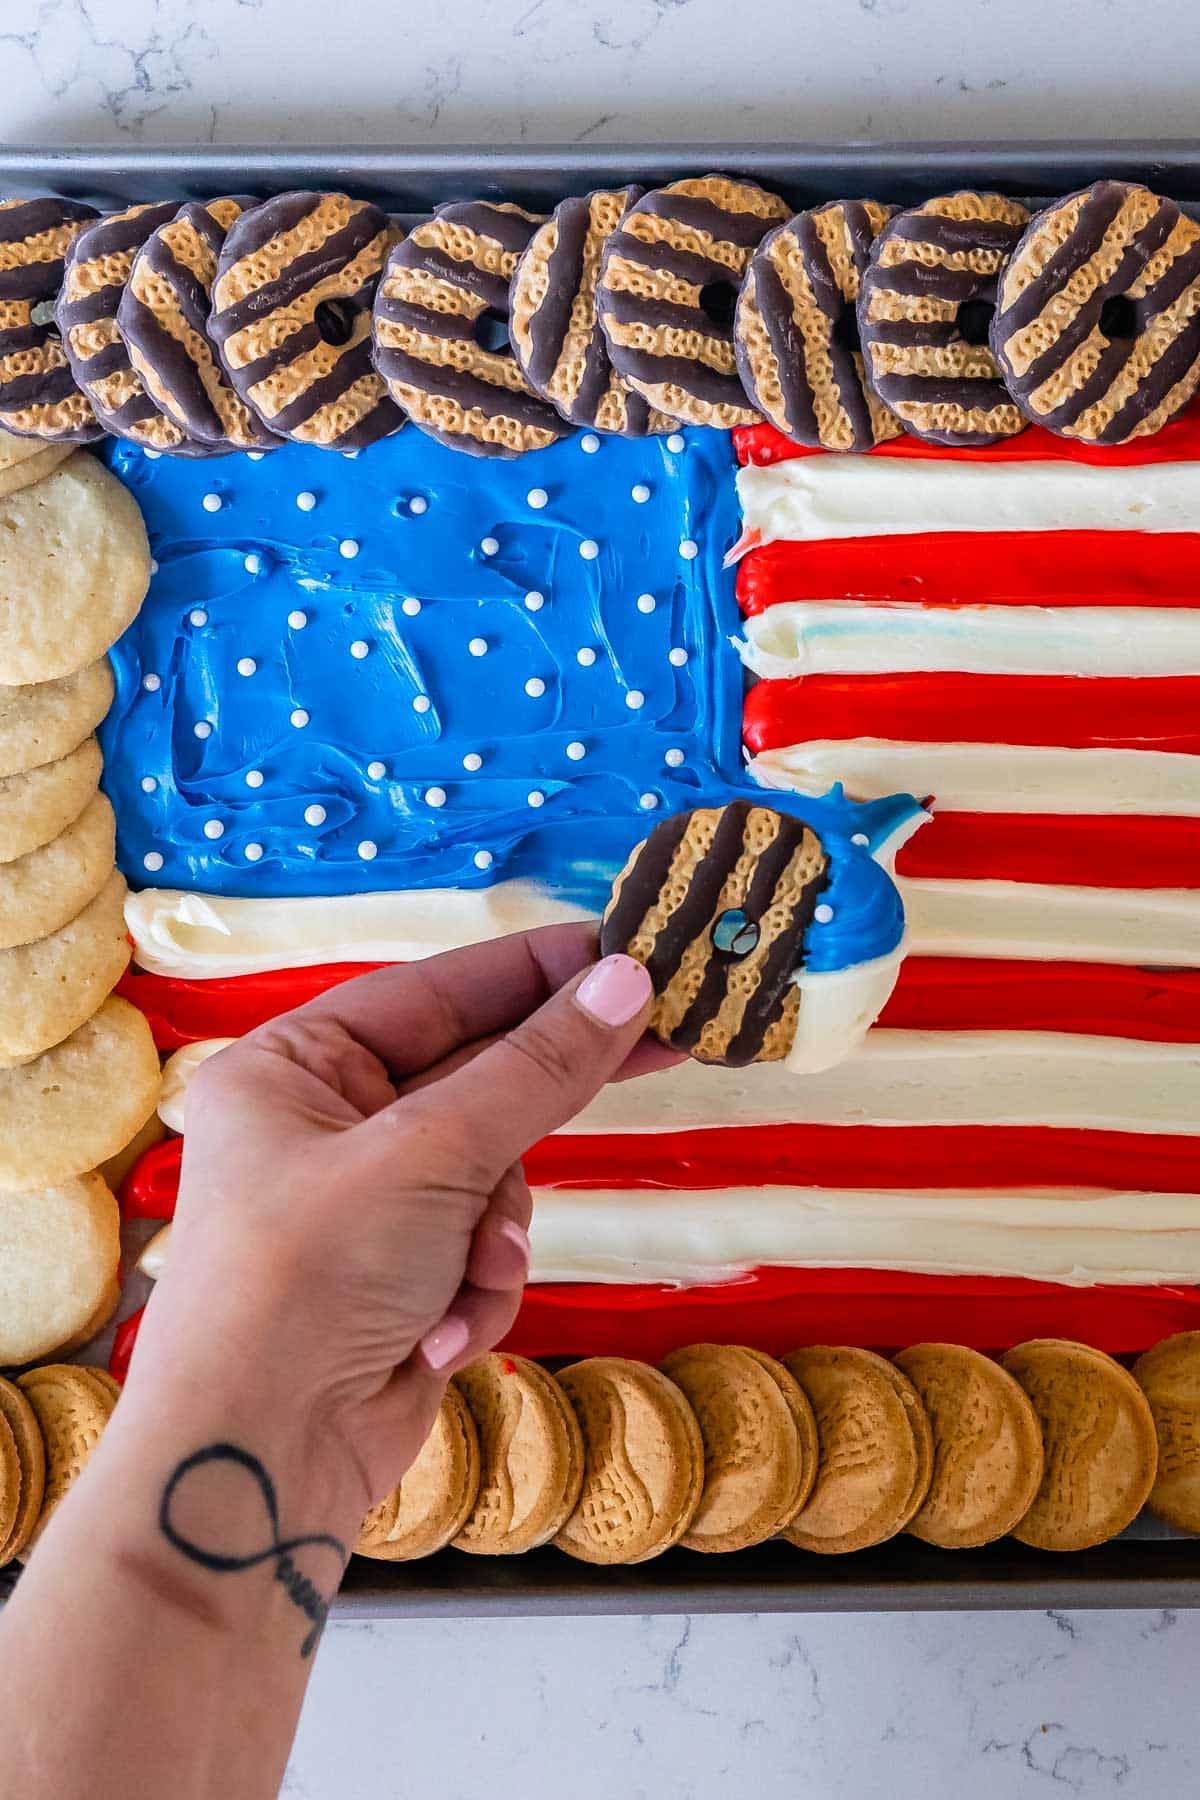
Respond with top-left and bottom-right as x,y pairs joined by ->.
364,953 -> 655,1181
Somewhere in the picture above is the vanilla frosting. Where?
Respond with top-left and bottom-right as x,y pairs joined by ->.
157,1036 -> 235,1131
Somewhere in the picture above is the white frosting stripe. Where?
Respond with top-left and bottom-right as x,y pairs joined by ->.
738,602 -> 1200,680
900,877 -> 1200,967
750,740 -> 1200,817
736,456 -> 1200,545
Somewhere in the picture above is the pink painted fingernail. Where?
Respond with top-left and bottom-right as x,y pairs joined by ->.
419,1315 -> 471,1371
575,954 -> 653,1028
496,1219 -> 531,1270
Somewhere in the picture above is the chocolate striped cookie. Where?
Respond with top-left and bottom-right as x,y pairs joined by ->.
857,191 -> 1030,446
735,200 -> 903,451
211,191 -> 403,450
372,200 -> 572,458
0,198 -> 101,443
56,202 -> 217,454
118,198 -> 279,452
990,181 -> 1200,444
597,175 -> 790,429
599,799 -> 829,1066
509,188 -> 669,436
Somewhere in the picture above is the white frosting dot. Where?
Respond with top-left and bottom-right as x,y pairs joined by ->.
140,776 -> 157,794
526,487 -> 548,509
189,609 -> 207,627
287,610 -> 308,630
244,553 -> 262,575
143,448 -> 161,461
408,495 -> 428,515
468,636 -> 488,657
664,748 -> 685,768
527,789 -> 546,809
245,769 -> 264,789
667,433 -> 685,453
636,593 -> 656,614
343,449 -> 359,461
203,819 -> 224,840
296,491 -> 316,512
579,539 -> 599,560
244,843 -> 263,862
668,647 -> 688,667
149,558 -> 159,575
580,434 -> 600,453
247,451 -> 264,462
412,694 -> 432,714
814,903 -> 835,925
565,740 -> 588,764
304,804 -> 327,827
576,646 -> 597,667
524,590 -> 545,612
143,851 -> 164,871
462,752 -> 483,772
193,721 -> 212,740
480,535 -> 499,557
473,849 -> 494,870
524,677 -> 546,698
679,538 -> 699,560
639,792 -> 658,810
625,689 -> 645,710
367,760 -> 386,780
357,840 -> 378,861
236,657 -> 257,677
401,597 -> 422,617
142,673 -> 161,692
290,708 -> 309,729
851,832 -> 870,848
339,538 -> 359,559
631,483 -> 650,503
202,492 -> 222,513
425,786 -> 447,808
349,640 -> 369,659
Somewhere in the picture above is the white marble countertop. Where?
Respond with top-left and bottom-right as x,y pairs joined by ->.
9,2 -> 1200,1794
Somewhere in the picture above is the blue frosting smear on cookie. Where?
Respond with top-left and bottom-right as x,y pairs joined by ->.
100,428 -> 922,972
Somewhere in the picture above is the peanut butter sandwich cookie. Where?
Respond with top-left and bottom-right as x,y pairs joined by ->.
355,1383 -> 480,1561
0,197 -> 101,444
857,192 -> 1030,446
990,181 -> 1200,444
661,1344 -> 817,1552
0,870 -> 130,1067
16,1362 -> 116,1556
118,198 -> 280,453
554,1357 -> 704,1564
1133,1332 -> 1200,1535
0,1378 -> 45,1567
597,175 -> 789,429
1002,1339 -> 1158,1552
735,201 -> 902,450
373,200 -> 572,457
0,1173 -> 120,1366
452,1353 -> 585,1555
783,1347 -> 933,1554
894,1343 -> 1044,1549
600,799 -> 830,1066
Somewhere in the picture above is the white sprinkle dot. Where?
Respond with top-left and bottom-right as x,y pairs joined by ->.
244,553 -> 261,575
625,689 -> 645,710
143,851 -> 163,871
143,673 -> 161,692
524,677 -> 546,698
296,491 -> 316,512
149,558 -> 159,575
247,451 -> 265,462
357,840 -> 378,861
412,694 -> 432,714
524,590 -> 545,612
244,843 -> 263,862
665,748 -> 685,768
193,721 -> 212,740
400,597 -> 422,617
304,804 -> 326,827
425,786 -> 447,808
667,432 -> 685,453
245,769 -> 264,789
349,640 -> 369,659
851,832 -> 870,848
579,539 -> 599,560
143,448 -> 161,461
576,646 -> 597,667
408,495 -> 428,515
339,538 -> 359,559
526,487 -> 548,509
580,433 -> 600,453
668,647 -> 688,667
236,657 -> 257,677
343,449 -> 360,461
527,789 -> 546,808
140,776 -> 157,794
462,752 -> 483,772
636,593 -> 656,614
468,636 -> 488,657
367,760 -> 386,780
814,903 -> 835,925
203,819 -> 224,840
679,538 -> 698,560
631,483 -> 650,503
189,609 -> 207,627
288,610 -> 308,630
290,708 -> 309,729
480,535 -> 499,557
566,740 -> 587,761
202,492 -> 222,513
474,849 -> 494,870
639,792 -> 658,810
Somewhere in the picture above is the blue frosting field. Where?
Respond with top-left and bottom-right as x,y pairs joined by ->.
100,426 -> 920,972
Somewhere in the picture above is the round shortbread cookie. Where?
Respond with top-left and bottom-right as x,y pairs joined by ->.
96,1109 -> 165,1197
0,1377 -> 45,1566
44,1274 -> 122,1359
15,1360 -> 115,1555
553,1357 -> 705,1564
0,734 -> 101,864
1133,1332 -> 1200,1534
0,791 -> 115,951
0,995 -> 160,1190
0,1412 -> 19,1565
0,198 -> 101,444
0,454 -> 151,686
0,870 -> 130,1066
452,1353 -> 586,1555
355,1384 -> 481,1561
895,1343 -> 1045,1549
0,659 -> 114,780
1002,1339 -> 1158,1552
212,191 -> 404,450
0,1173 -> 120,1365
0,434 -> 73,497
661,1344 -> 815,1552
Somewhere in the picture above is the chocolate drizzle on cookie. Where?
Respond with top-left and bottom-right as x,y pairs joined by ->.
372,200 -> 573,458
735,200 -> 903,451
990,181 -> 1200,445
597,176 -> 790,430
210,191 -> 404,451
857,191 -> 1030,446
600,799 -> 829,1066
0,198 -> 102,444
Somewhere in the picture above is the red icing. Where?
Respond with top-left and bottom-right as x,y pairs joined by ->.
120,1137 -> 182,1218
109,1307 -> 144,1383
117,963 -> 386,1050
896,811 -> 1200,890
882,958 -> 1200,1042
734,408 -> 1200,468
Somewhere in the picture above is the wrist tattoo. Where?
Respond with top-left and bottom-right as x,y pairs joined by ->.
158,1443 -> 347,1658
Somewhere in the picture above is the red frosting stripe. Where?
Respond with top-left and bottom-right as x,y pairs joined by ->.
118,963 -> 388,1049
881,958 -> 1200,1043
895,811 -> 1200,889
120,1136 -> 182,1218
733,406 -> 1200,468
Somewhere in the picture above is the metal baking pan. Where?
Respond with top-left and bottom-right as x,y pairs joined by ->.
2,139 -> 1199,1615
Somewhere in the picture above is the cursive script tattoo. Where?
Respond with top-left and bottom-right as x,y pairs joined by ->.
158,1443 -> 346,1658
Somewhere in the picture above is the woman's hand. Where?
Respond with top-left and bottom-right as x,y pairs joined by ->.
130,925 -> 663,1524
